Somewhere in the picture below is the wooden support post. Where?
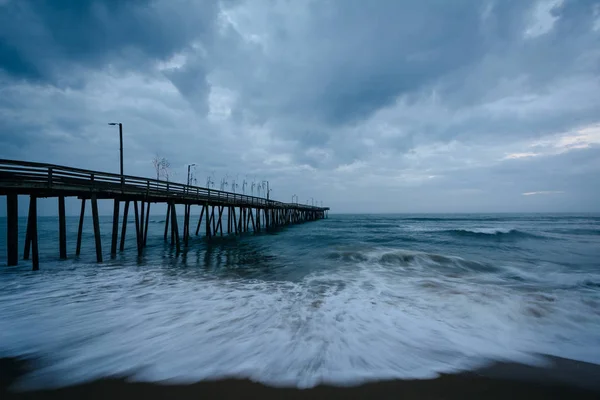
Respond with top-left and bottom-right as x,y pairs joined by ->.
256,208 -> 260,232
29,196 -> 39,271
195,205 -> 205,236
75,199 -> 86,256
243,208 -> 248,232
184,204 -> 190,247
91,194 -> 102,263
134,201 -> 142,256
227,207 -> 231,235
24,197 -> 34,260
170,204 -> 175,245
164,204 -> 170,242
265,208 -> 269,230
216,206 -> 224,236
120,200 -> 129,251
249,208 -> 256,232
58,195 -> 67,260
211,206 -> 216,235
170,203 -> 181,255
110,199 -> 120,257
144,202 -> 150,247
232,207 -> 238,235
182,204 -> 187,244
6,194 -> 18,266
140,201 -> 145,249
206,204 -> 212,238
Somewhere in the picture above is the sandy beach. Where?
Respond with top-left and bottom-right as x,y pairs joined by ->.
2,355 -> 599,399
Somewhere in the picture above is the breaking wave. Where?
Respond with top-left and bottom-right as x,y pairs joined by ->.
442,228 -> 543,240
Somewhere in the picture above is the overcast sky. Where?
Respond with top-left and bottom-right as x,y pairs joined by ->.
1,0 -> 599,214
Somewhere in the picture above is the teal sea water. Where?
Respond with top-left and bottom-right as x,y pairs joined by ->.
1,213 -> 599,388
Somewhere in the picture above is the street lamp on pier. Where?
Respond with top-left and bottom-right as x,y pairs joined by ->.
107,122 -> 124,183
186,163 -> 196,186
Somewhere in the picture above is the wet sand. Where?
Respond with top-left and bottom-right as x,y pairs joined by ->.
2,355 -> 599,399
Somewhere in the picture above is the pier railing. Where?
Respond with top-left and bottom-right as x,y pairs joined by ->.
0,159 -> 327,211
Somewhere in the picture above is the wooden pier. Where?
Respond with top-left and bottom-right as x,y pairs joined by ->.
0,159 -> 329,270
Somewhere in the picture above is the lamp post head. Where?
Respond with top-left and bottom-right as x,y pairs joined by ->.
108,122 -> 121,126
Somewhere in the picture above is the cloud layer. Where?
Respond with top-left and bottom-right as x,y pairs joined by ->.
1,0 -> 599,213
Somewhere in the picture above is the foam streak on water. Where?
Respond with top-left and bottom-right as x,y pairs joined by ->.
0,213 -> 599,389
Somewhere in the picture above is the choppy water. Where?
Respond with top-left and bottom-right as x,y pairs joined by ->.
1,213 -> 600,388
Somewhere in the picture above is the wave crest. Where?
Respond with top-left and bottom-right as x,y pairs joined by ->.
443,228 -> 542,240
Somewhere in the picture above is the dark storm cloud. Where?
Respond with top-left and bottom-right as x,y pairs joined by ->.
0,0 -> 219,86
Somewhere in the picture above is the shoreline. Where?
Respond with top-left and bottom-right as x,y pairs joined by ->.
2,355 -> 599,399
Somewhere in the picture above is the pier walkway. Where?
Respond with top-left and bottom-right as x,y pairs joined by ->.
0,159 -> 329,270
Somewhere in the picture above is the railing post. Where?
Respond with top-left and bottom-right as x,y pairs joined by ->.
147,180 -> 150,196
48,167 -> 53,188
90,173 -> 95,188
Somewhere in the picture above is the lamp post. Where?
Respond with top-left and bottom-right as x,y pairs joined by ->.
186,163 -> 196,186
262,181 -> 270,199
108,122 -> 124,183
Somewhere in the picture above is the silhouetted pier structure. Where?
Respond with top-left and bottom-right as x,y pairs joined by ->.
0,159 -> 329,270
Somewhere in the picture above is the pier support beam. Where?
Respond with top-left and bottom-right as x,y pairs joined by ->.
196,205 -> 205,236
164,204 -> 170,242
206,203 -> 212,238
249,208 -> 256,232
120,201 -> 129,251
76,199 -> 86,256
24,198 -> 32,260
26,196 -> 39,270
111,199 -> 120,257
170,203 -> 181,255
227,207 -> 231,235
232,207 -> 238,235
91,194 -> 102,263
58,195 -> 67,260
211,206 -> 216,236
144,202 -> 150,247
134,201 -> 142,256
216,206 -> 224,236
184,204 -> 190,247
6,194 -> 18,266
139,201 -> 145,252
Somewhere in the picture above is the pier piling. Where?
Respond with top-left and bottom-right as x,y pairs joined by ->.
120,200 -> 129,252
76,199 -> 86,256
111,199 -> 120,257
91,194 -> 102,263
6,194 -> 18,266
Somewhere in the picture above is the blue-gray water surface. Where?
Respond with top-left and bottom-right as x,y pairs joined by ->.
1,212 -> 599,388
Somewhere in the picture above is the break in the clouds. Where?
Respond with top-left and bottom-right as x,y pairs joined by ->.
1,0 -> 599,213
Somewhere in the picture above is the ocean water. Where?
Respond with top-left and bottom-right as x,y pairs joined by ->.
0,213 -> 599,389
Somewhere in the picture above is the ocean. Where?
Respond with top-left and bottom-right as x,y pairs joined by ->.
1,213 -> 599,389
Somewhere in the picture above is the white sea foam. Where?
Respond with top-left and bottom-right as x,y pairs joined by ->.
1,256 -> 599,390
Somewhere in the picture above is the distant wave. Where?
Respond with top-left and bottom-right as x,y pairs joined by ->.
403,217 -> 506,222
361,223 -> 398,229
551,228 -> 600,236
442,228 -> 543,240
